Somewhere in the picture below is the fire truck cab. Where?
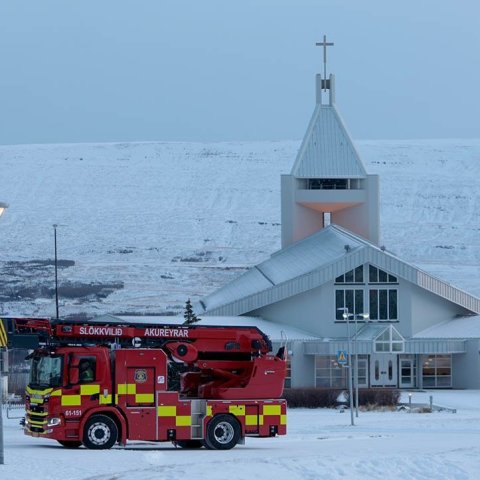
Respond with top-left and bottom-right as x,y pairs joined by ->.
2,317 -> 287,450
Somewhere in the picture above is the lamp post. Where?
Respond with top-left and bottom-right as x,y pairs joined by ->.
52,224 -> 66,320
351,312 -> 369,417
338,307 -> 354,426
0,201 -> 9,465
53,224 -> 59,320
338,307 -> 369,420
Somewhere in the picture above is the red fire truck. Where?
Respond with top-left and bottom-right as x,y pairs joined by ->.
1,317 -> 287,450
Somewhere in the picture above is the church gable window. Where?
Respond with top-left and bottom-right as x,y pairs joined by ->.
369,265 -> 397,284
374,326 -> 404,353
335,289 -> 364,320
335,266 -> 364,284
369,289 -> 398,320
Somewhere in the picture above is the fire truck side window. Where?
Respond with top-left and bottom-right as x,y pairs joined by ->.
79,357 -> 96,383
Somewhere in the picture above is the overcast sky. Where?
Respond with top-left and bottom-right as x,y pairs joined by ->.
1,1 -> 479,145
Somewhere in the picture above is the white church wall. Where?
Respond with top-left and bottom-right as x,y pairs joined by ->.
281,175 -> 324,248
250,283 -> 333,337
410,283 -> 471,335
393,278 -> 414,338
332,175 -> 380,245
290,341 -> 315,388
452,340 -> 480,389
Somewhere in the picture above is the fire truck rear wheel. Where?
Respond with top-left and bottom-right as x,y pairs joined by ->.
83,415 -> 118,450
205,414 -> 241,450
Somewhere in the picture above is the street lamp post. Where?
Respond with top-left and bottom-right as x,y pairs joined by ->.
53,224 -> 59,320
353,312 -> 359,418
339,307 -> 369,420
0,202 -> 9,465
352,312 -> 369,417
338,307 -> 354,426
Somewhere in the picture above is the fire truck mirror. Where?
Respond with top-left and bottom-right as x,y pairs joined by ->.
69,365 -> 79,385
68,356 -> 80,385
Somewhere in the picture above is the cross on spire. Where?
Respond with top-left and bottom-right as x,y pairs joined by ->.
316,35 -> 334,91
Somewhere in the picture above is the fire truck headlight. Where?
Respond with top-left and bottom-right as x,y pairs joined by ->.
47,417 -> 61,427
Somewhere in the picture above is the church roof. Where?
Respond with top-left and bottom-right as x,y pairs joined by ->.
199,225 -> 480,317
290,104 -> 367,179
414,315 -> 480,339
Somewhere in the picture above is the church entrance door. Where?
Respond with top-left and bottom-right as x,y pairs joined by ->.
370,354 -> 397,387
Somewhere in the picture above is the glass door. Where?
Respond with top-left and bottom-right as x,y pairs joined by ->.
399,358 -> 414,388
370,354 -> 397,387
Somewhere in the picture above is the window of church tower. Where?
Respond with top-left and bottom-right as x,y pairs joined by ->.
307,178 -> 348,190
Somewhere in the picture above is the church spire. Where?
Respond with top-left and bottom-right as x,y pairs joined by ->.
315,35 -> 335,105
281,40 -> 380,247
316,35 -> 334,90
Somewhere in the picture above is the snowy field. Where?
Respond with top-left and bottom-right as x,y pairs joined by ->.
2,390 -> 480,479
0,139 -> 479,319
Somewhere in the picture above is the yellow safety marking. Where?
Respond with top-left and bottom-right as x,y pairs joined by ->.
206,405 -> 213,417
100,395 -> 112,405
158,405 -> 176,417
263,405 -> 282,416
51,390 -> 62,397
245,415 -> 259,426
61,395 -> 82,406
80,384 -> 100,396
281,414 -> 287,425
176,416 -> 191,427
229,405 -> 245,416
117,384 -> 136,395
30,398 -> 44,405
30,419 -> 47,426
27,410 -> 48,417
135,393 -> 154,404
0,320 -> 7,347
26,386 -> 53,396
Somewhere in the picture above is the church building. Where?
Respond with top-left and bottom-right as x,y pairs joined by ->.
196,42 -> 480,390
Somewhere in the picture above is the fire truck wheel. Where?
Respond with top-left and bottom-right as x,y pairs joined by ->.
205,414 -> 241,450
83,415 -> 118,450
175,440 -> 203,449
57,440 -> 82,449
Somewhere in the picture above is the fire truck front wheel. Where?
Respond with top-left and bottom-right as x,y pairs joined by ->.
204,414 -> 241,450
83,414 -> 118,450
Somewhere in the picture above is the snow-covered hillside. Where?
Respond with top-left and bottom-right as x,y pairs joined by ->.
0,139 -> 479,317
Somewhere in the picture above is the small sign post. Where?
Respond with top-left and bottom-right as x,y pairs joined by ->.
337,350 -> 348,366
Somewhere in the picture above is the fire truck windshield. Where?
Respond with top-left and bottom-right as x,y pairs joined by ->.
29,354 -> 63,388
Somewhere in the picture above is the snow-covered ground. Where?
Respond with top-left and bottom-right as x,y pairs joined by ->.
2,390 -> 480,479
0,139 -> 479,318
